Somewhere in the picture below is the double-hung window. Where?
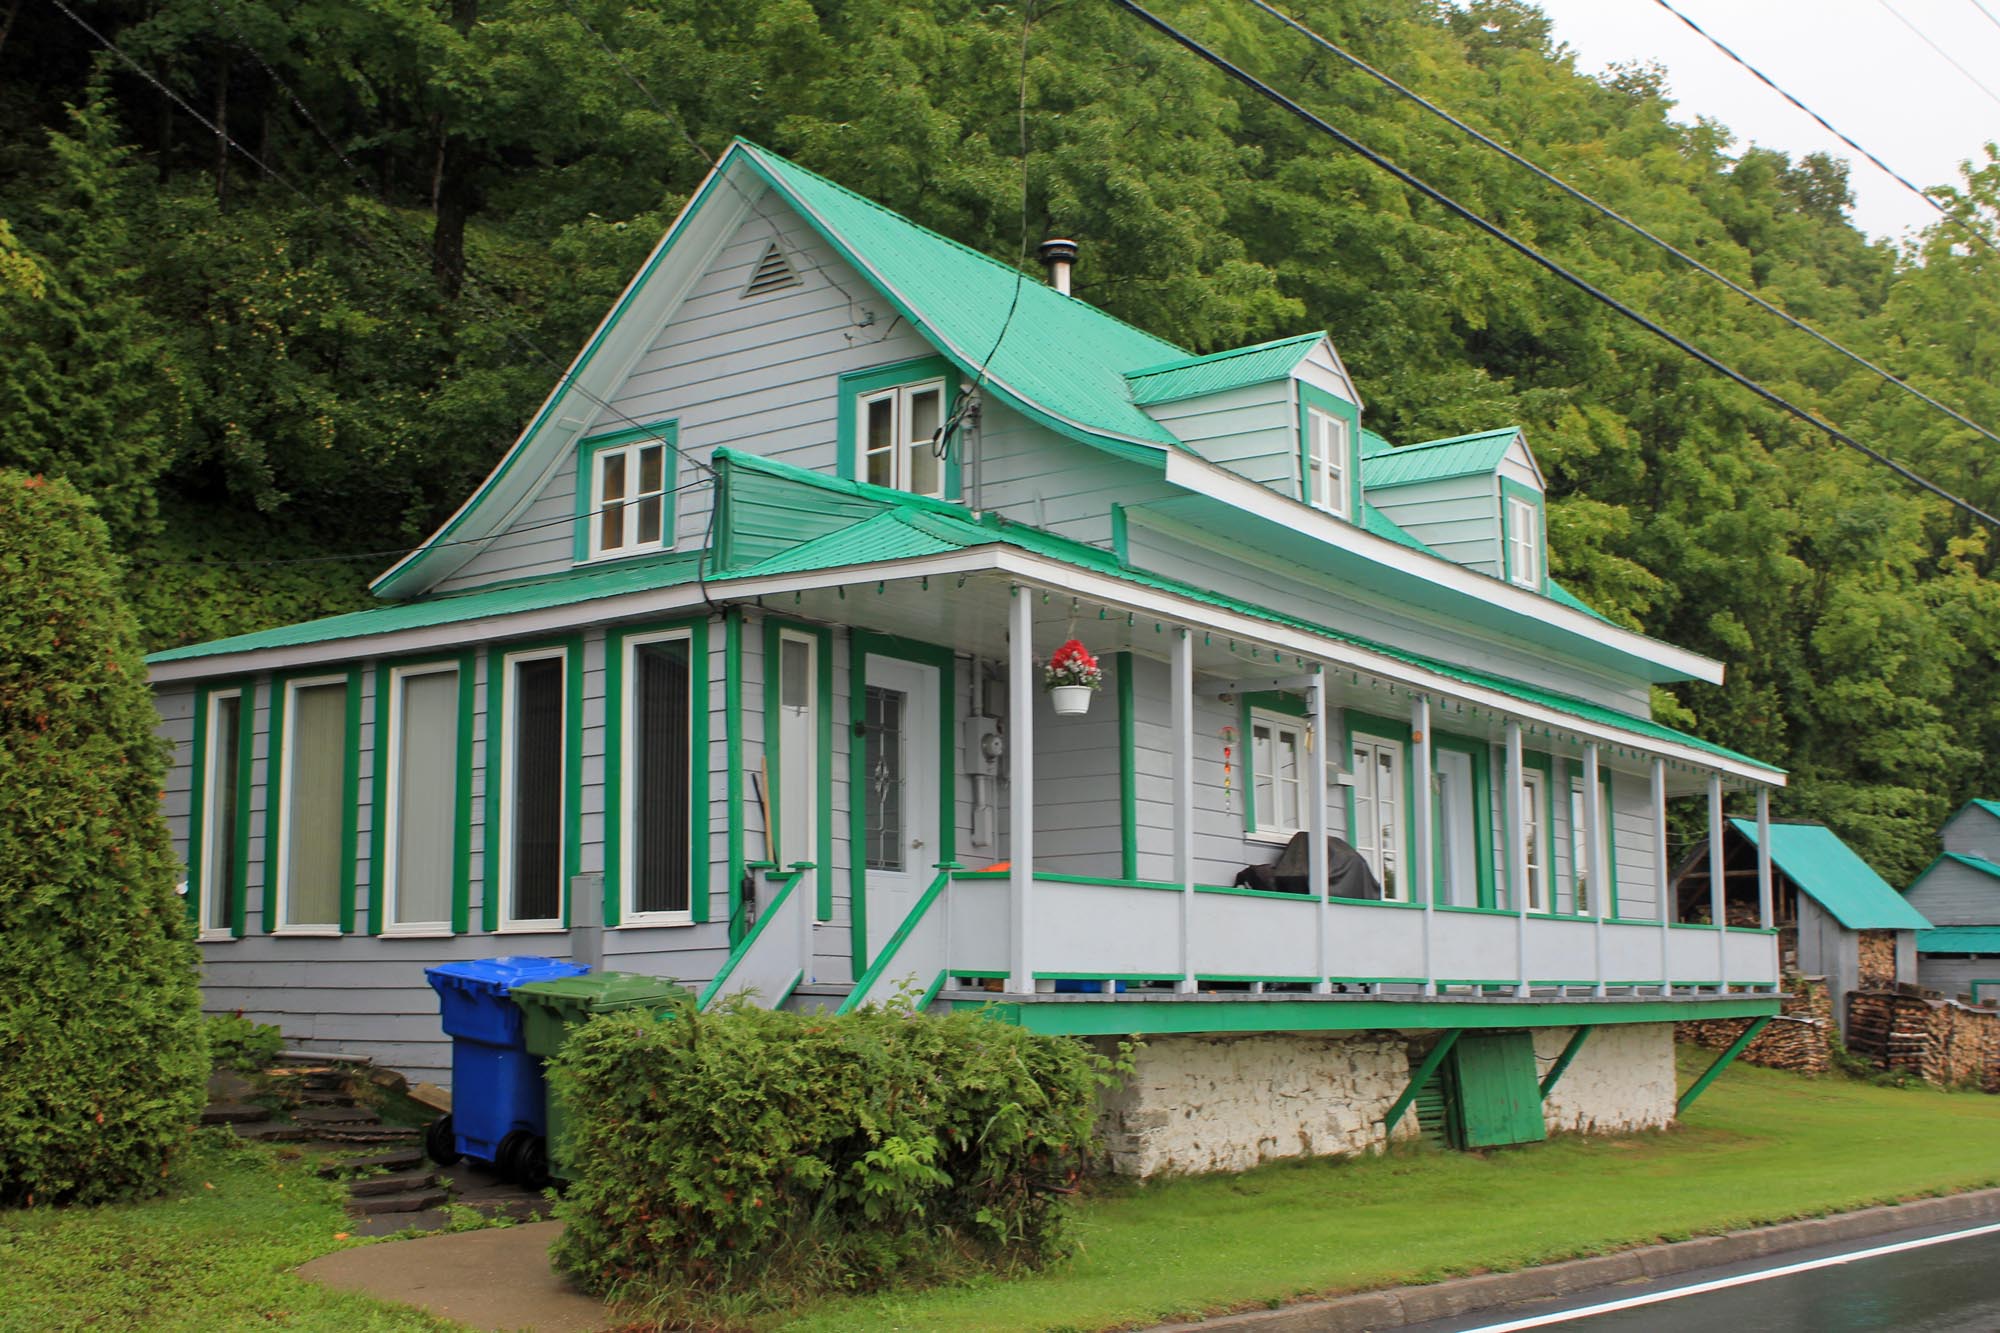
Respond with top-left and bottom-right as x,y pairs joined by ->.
1568,778 -> 1611,916
276,675 -> 350,932
196,687 -> 247,938
1306,406 -> 1351,519
1350,734 -> 1406,900
1249,710 -> 1306,839
1519,768 -> 1549,912
500,649 -> 567,928
1433,748 -> 1477,907
587,430 -> 674,559
621,630 -> 696,923
382,663 -> 461,933
858,378 -> 946,497
1505,494 -> 1542,589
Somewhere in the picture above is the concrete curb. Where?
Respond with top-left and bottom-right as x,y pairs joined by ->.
1148,1186 -> 2000,1332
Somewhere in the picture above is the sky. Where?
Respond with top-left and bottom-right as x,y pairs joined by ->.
1525,0 -> 2000,244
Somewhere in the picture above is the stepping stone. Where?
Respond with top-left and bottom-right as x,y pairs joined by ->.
316,1148 -> 424,1179
345,1187 -> 449,1216
296,1105 -> 381,1125
347,1170 -> 439,1198
313,1127 -> 421,1147
234,1121 -> 311,1143
207,1069 -> 258,1102
349,1208 -> 450,1238
201,1102 -> 267,1126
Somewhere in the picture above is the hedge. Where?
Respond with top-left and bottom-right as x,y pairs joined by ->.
0,471 -> 207,1206
548,996 -> 1123,1310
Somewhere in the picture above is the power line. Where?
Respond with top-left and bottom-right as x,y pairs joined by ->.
1112,0 -> 2000,531
1652,0 -> 2000,256
1877,0 -> 2000,112
1241,0 -> 2000,455
1972,0 -> 2000,36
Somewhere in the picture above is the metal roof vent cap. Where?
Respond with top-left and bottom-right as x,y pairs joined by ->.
1036,237 -> 1079,295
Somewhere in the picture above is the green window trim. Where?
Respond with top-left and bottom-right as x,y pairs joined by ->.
1498,476 -> 1547,593
762,617 -> 836,921
573,420 -> 681,564
1342,708 -> 1421,904
1117,652 -> 1138,880
481,636 -> 586,933
262,666 -> 363,935
1296,382 -> 1363,522
187,679 -> 256,940
1512,749 -> 1558,913
846,629 -> 958,979
1431,732 -> 1497,909
1563,760 -> 1620,919
726,611 -> 746,941
365,653 -> 477,937
836,356 -> 963,501
1238,689 -> 1311,838
605,618 -> 713,929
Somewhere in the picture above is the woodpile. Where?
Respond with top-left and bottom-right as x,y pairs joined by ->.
1676,974 -> 1832,1075
1856,931 -> 1899,989
1845,986 -> 2000,1092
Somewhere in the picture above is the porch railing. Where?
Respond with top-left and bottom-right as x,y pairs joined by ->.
696,863 -> 814,1011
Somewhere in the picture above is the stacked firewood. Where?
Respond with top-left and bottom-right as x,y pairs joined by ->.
1855,931 -> 1899,989
1675,974 -> 1832,1075
1846,987 -> 2000,1092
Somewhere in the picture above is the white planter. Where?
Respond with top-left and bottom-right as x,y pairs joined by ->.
1049,685 -> 1094,717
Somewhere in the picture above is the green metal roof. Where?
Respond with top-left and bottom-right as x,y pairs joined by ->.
1363,428 -> 1521,489
735,143 -> 1190,459
1961,799 -> 2000,822
1926,851 -> 2000,883
1916,925 -> 2000,954
148,551 -> 705,663
1726,818 -> 1931,930
1123,332 -> 1325,405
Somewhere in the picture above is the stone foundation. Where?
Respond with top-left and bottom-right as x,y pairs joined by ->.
1534,1022 -> 1676,1134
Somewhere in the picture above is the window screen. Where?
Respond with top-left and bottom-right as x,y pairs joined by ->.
391,668 -> 458,927
283,681 -> 347,928
203,693 -> 241,933
510,656 -> 565,922
633,639 -> 692,916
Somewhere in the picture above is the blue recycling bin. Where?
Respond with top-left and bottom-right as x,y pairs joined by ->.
425,955 -> 588,1178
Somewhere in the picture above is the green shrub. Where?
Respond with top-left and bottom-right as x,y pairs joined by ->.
548,995 -> 1123,1312
0,471 -> 207,1206
203,1013 -> 284,1074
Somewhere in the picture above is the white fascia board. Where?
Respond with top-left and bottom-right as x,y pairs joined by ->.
1161,449 -> 1723,685
369,154 -> 761,600
984,548 -> 1781,788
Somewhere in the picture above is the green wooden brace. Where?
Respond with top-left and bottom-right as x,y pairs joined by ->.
1539,1025 -> 1591,1098
1676,1015 -> 1771,1114
1381,1029 -> 1462,1135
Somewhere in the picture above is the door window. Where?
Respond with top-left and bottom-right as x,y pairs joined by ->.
1351,735 -> 1405,900
864,685 -> 906,871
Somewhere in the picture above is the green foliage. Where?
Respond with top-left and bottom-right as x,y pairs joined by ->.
547,996 -> 1122,1314
0,471 -> 207,1206
202,1012 -> 284,1075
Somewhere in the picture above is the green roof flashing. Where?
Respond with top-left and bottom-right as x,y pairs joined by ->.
1363,429 -> 1521,489
1124,332 -> 1325,405
1726,818 -> 1931,930
1916,925 -> 2000,954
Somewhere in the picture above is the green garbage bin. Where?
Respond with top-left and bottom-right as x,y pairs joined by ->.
509,971 -> 686,1183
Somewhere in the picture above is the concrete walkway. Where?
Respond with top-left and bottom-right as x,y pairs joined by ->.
298,1221 -> 613,1333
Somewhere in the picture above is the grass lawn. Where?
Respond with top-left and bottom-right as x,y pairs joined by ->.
0,1129 -> 457,1333
768,1050 -> 2000,1332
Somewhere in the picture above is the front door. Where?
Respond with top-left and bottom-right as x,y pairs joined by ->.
860,655 -> 941,963
774,629 -> 819,913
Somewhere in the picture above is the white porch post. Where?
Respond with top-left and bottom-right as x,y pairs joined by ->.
1584,743 -> 1606,997
1413,695 -> 1435,995
1309,667 -> 1331,993
1506,720 -> 1528,997
1756,786 -> 1774,931
1007,586 -> 1034,994
1708,772 -> 1726,987
1653,757 -> 1671,995
1172,627 -> 1196,994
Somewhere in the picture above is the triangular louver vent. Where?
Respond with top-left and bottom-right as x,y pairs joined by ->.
743,241 -> 801,297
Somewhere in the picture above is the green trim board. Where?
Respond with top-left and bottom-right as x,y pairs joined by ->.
571,420 -> 680,564
602,617 -> 712,928
480,636 -> 586,933
835,356 -> 963,501
1677,1015 -> 1772,1113
1499,476 -> 1548,593
1432,731 -> 1496,908
364,653 -> 477,937
725,610 -> 746,943
1117,652 -> 1138,881
761,617 -> 836,920
1296,381 -> 1364,522
260,667 -> 362,935
969,994 -> 1780,1037
846,629 -> 958,978
185,679 -> 257,938
1382,1031 -> 1461,1135
1538,1025 -> 1591,1096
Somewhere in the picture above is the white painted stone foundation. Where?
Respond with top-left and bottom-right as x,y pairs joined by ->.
1096,1022 -> 1679,1177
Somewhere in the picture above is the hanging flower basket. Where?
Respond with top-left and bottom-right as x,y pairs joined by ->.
1044,639 -> 1102,717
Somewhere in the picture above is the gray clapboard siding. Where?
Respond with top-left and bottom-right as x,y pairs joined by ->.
1906,859 -> 2000,927
1139,381 -> 1296,492
972,399 -> 1182,549
1914,955 -> 2000,1005
1941,806 -> 2000,865
1368,476 -> 1500,578
1498,440 -> 1542,491
156,686 -> 196,874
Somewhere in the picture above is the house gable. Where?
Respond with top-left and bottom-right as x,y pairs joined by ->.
1906,851 -> 2000,927
1940,799 -> 2000,864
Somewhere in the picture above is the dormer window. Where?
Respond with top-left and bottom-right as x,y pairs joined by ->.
1306,406 -> 1351,519
1503,487 -> 1543,590
581,423 -> 678,561
839,357 -> 960,500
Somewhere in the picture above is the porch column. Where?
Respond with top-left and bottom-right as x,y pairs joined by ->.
1172,627 -> 1196,994
1708,771 -> 1726,987
1584,743 -> 1606,997
1007,586 -> 1034,994
1755,786 -> 1774,931
1506,720 -> 1528,997
1653,757 -> 1671,995
1309,668 -> 1331,993
1412,695 -> 1435,995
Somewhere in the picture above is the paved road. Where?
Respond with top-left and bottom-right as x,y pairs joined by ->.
1402,1221 -> 2000,1332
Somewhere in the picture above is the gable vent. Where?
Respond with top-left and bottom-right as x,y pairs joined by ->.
743,241 -> 801,298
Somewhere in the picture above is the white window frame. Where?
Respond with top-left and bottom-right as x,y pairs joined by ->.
1506,494 -> 1542,590
1248,708 -> 1307,842
587,438 -> 673,560
196,687 -> 245,942
498,647 -> 568,932
1351,732 -> 1407,901
381,662 -> 459,937
1433,747 -> 1477,908
620,628 -> 697,928
1306,406 -> 1352,520
274,673 -> 349,936
857,377 -> 948,497
1569,778 -> 1612,917
1521,767 -> 1549,913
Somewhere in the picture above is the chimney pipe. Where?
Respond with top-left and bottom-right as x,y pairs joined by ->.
1036,237 -> 1078,296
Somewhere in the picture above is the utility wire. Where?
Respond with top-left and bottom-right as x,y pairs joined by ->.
1113,0 -> 2000,531
1652,0 -> 2000,256
1972,0 -> 2000,36
1877,0 -> 2000,113
1240,0 -> 2000,453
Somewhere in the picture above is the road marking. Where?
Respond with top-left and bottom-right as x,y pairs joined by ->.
1453,1219 -> 2000,1331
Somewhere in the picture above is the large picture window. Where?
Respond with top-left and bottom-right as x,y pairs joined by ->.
383,664 -> 460,932
196,687 -> 246,937
623,633 -> 694,921
501,650 -> 567,927
277,676 -> 349,931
